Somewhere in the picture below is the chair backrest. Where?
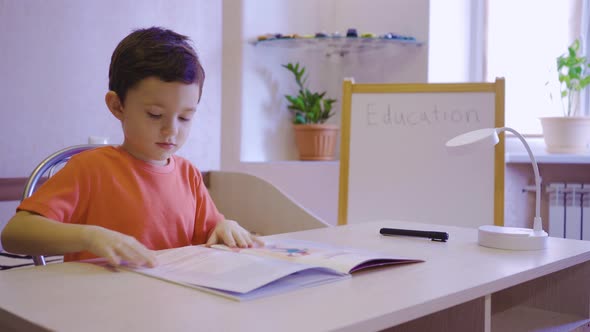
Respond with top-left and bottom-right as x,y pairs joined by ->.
205,171 -> 330,235
23,144 -> 101,266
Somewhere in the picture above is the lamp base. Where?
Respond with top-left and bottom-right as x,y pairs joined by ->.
478,225 -> 548,250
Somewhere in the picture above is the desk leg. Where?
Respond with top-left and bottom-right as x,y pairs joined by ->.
485,294 -> 491,332
383,297 -> 486,332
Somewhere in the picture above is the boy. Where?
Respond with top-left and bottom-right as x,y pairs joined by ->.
1,27 -> 260,268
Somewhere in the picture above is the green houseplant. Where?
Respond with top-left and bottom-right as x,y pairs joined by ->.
282,62 -> 337,124
556,39 -> 590,117
282,62 -> 339,160
540,39 -> 590,154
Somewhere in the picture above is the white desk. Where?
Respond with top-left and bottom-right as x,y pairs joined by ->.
2,220 -> 590,332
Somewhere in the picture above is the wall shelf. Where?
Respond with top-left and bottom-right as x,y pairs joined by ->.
251,37 -> 423,57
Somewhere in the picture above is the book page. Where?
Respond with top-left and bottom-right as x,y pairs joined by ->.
132,245 -> 346,295
193,268 -> 349,301
213,239 -> 421,274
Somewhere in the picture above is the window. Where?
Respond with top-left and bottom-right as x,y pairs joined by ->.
485,0 -> 588,135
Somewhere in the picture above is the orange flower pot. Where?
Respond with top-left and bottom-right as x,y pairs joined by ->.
293,124 -> 339,161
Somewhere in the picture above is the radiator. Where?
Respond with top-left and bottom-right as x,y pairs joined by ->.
547,183 -> 590,240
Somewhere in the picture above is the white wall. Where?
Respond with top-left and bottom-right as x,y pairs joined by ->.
222,0 -> 430,224
0,0 -> 222,178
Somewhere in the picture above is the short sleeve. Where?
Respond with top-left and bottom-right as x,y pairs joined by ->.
191,168 -> 224,244
17,156 -> 90,223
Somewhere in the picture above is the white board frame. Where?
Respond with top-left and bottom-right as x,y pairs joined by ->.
338,79 -> 505,227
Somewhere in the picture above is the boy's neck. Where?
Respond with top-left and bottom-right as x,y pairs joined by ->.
117,145 -> 170,166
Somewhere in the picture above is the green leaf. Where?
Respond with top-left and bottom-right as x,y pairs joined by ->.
555,38 -> 590,116
295,113 -> 306,124
282,62 -> 338,123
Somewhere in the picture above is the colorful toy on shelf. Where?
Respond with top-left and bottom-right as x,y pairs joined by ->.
381,32 -> 416,41
346,28 -> 358,38
255,29 -> 417,43
252,29 -> 422,57
360,33 -> 377,38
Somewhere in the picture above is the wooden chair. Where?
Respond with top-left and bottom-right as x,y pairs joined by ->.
17,145 -> 330,266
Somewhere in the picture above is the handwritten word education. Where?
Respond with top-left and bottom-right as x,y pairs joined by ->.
365,104 -> 480,127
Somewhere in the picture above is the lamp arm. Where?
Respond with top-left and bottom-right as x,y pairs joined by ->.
497,127 -> 543,232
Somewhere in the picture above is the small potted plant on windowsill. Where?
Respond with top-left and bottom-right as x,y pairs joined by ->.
283,62 -> 339,160
540,39 -> 590,154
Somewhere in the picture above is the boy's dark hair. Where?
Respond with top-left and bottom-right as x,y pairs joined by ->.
108,26 -> 205,104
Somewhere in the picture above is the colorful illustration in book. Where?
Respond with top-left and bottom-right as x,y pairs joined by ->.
216,244 -> 311,258
220,242 -> 356,261
252,244 -> 356,260
265,245 -> 311,257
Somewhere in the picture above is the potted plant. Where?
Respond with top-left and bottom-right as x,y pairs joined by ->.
540,39 -> 590,153
282,62 -> 339,160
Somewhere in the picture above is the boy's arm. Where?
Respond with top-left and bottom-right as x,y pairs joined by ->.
1,211 -> 157,267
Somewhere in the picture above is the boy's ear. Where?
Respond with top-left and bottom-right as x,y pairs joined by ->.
105,91 -> 124,120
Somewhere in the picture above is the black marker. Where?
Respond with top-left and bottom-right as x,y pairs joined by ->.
380,228 -> 449,242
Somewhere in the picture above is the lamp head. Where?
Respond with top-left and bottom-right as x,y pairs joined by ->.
445,128 -> 499,155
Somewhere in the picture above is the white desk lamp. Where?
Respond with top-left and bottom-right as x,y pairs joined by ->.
446,127 -> 548,250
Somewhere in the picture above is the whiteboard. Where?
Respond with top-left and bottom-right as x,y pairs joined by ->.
338,79 -> 505,228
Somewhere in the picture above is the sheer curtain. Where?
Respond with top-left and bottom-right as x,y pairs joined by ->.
581,0 -> 590,119
485,0 -> 588,135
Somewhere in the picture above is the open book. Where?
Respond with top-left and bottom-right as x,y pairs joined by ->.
130,239 -> 422,301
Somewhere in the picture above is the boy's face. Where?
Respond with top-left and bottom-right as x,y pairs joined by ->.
106,77 -> 200,165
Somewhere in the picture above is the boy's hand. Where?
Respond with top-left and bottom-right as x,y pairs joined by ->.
81,226 -> 157,268
205,219 -> 264,248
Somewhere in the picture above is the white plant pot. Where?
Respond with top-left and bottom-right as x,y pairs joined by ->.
540,117 -> 590,154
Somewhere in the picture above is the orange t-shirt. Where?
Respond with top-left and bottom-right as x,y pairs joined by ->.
17,146 -> 223,262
